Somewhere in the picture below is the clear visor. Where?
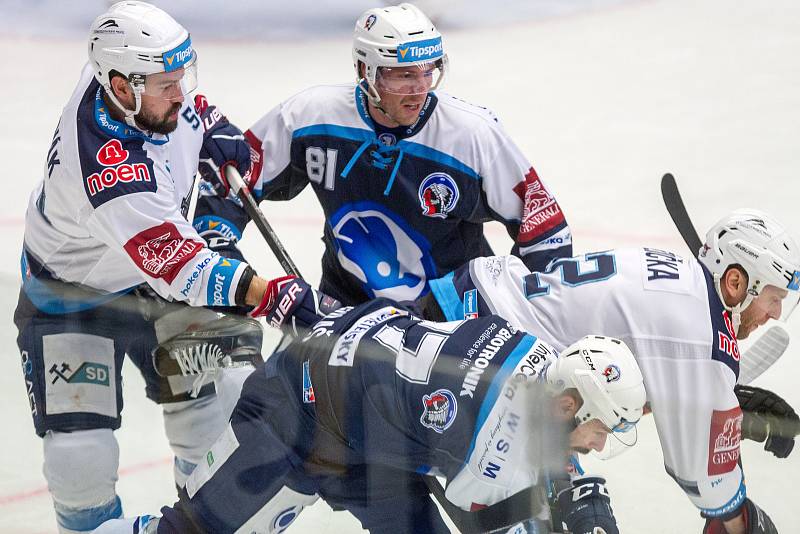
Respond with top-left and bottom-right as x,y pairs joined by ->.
132,57 -> 199,101
752,283 -> 800,323
592,425 -> 639,460
374,60 -> 445,96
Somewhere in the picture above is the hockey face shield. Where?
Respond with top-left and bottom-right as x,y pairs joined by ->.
127,38 -> 198,102
374,59 -> 446,96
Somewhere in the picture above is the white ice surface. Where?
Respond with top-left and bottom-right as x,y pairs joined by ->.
1,0 -> 799,532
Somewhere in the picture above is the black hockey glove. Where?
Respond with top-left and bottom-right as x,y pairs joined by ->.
556,477 -> 619,534
195,94 -> 252,197
735,384 -> 800,458
702,498 -> 777,534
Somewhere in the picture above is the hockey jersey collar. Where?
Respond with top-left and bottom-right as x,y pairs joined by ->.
94,87 -> 169,145
354,83 -> 437,140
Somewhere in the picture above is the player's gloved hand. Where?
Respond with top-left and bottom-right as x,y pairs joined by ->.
195,94 -> 252,197
735,384 -> 800,458
702,498 -> 778,534
556,477 -> 619,534
250,276 -> 342,335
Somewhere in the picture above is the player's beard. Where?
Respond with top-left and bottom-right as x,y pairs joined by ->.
137,102 -> 182,135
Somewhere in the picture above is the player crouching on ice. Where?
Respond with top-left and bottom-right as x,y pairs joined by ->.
95,278 -> 647,534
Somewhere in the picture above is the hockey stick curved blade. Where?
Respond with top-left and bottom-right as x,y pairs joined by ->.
738,324 -> 790,385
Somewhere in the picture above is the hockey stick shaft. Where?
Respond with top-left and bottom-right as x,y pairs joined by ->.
224,166 -> 302,278
660,173 -> 703,257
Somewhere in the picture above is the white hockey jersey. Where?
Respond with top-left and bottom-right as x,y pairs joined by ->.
429,249 -> 747,518
244,83 -> 571,304
22,65 -> 249,312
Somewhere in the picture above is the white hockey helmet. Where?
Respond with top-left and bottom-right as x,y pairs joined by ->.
546,335 -> 646,434
699,209 -> 800,328
88,1 -> 198,126
352,3 -> 447,103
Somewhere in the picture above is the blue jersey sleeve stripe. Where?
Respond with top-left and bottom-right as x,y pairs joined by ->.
428,271 -> 462,321
700,477 -> 746,518
463,334 -> 537,461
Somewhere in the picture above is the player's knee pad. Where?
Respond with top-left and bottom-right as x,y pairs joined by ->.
162,394 -> 227,482
43,429 -> 122,533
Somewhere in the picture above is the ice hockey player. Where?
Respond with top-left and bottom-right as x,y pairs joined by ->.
94,280 -> 647,534
13,2 -> 290,532
202,3 -> 572,306
423,208 -> 800,533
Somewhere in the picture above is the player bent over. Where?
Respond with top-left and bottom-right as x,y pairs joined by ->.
422,208 -> 800,533
15,2 -> 290,532
95,283 -> 646,533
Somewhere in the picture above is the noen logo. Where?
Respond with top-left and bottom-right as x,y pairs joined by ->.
397,37 -> 443,63
96,139 -> 129,166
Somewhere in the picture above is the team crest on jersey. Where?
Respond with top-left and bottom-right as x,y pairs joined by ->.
302,360 -> 315,403
420,388 -> 457,433
378,132 -> 397,146
708,407 -> 742,475
364,14 -> 377,31
419,173 -> 459,218
602,364 -> 621,383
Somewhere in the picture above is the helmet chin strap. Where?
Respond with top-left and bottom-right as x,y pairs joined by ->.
104,84 -> 144,129
361,78 -> 407,127
713,275 -> 754,336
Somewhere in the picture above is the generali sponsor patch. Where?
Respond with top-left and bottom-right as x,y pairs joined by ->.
708,407 -> 743,476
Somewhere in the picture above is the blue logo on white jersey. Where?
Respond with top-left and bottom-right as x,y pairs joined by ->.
331,202 -> 436,301
207,257 -> 239,306
397,37 -> 444,63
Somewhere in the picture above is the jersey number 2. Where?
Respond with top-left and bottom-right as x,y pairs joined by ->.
524,252 -> 617,298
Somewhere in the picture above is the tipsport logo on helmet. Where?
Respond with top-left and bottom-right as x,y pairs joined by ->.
397,37 -> 443,63
163,37 -> 194,72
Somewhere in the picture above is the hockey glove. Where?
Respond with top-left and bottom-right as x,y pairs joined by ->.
195,94 -> 252,197
250,276 -> 342,335
735,384 -> 800,458
702,498 -> 778,534
556,477 -> 619,534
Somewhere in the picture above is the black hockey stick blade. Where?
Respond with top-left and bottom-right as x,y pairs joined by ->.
661,173 -> 703,257
225,166 -> 302,278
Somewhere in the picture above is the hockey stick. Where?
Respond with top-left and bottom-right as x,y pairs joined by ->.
739,325 -> 790,385
660,172 -> 790,384
224,166 -> 302,278
660,173 -> 703,256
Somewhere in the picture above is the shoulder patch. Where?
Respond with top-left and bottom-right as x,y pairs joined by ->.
123,222 -> 204,283
80,136 -> 156,208
708,407 -> 742,476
